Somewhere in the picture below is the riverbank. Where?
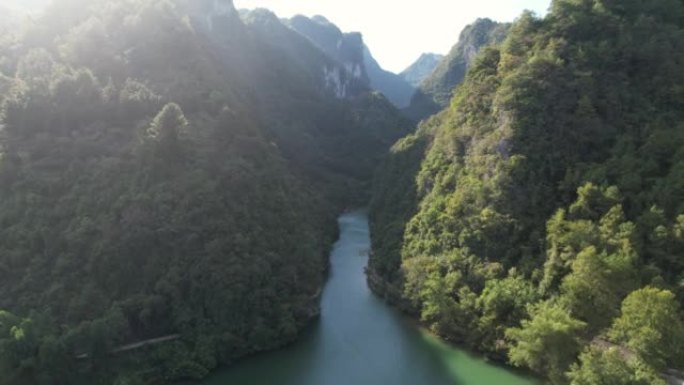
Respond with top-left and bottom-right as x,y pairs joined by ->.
199,211 -> 538,385
366,265 -> 541,377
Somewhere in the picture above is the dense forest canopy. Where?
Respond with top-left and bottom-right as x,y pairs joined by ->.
370,0 -> 684,384
3,0 -> 684,384
0,0 -> 409,384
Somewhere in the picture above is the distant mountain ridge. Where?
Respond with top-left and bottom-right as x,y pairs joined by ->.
400,53 -> 444,87
284,14 -> 416,108
362,46 -> 415,108
287,15 -> 368,82
284,14 -> 370,99
406,18 -> 509,121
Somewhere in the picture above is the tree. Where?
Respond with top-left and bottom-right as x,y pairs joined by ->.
147,103 -> 187,141
542,185 -> 633,296
560,244 -> 637,330
146,102 -> 189,159
118,78 -> 162,120
540,189 -> 639,329
568,347 -> 666,385
608,287 -> 684,369
541,208 -> 598,294
568,183 -> 621,221
506,300 -> 586,384
0,310 -> 70,385
477,272 -> 540,354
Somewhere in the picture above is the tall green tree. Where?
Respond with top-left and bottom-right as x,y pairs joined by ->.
146,102 -> 188,158
568,347 -> 666,385
506,300 -> 586,384
608,287 -> 684,370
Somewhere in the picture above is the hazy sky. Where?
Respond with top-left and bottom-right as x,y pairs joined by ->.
3,0 -> 553,73
1,0 -> 48,11
235,0 -> 552,73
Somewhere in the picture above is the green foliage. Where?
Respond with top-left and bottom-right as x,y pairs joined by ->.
0,0 -> 409,383
370,0 -> 684,383
477,272 -> 540,356
145,103 -> 188,160
406,18 -> 510,121
568,347 -> 666,385
559,244 -> 636,331
369,128 -> 431,284
402,252 -> 489,343
506,301 -> 586,384
607,287 -> 684,370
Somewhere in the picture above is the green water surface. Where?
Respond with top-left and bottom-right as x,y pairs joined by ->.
201,211 -> 539,385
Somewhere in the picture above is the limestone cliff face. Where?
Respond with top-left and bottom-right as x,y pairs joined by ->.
236,9 -> 368,100
287,15 -> 370,99
288,16 -> 369,82
287,15 -> 414,107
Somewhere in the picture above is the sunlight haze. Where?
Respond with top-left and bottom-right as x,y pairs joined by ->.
234,0 -> 552,73
1,1 -> 681,384
2,0 -> 553,72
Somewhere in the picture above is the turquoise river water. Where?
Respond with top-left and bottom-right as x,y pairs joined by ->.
201,210 -> 539,385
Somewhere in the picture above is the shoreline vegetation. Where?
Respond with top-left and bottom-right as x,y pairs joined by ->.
0,0 -> 682,384
195,210 -> 540,385
0,0 -> 410,383
368,1 -> 684,384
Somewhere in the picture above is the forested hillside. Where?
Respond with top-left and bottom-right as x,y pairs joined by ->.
362,47 -> 416,109
370,0 -> 684,384
405,18 -> 509,121
0,0 -> 409,384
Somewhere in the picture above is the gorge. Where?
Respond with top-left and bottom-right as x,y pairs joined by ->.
0,1 -> 683,385
200,211 -> 538,385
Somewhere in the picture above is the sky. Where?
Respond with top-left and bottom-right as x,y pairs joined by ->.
234,0 -> 552,73
1,0 -> 552,73
1,0 -> 48,12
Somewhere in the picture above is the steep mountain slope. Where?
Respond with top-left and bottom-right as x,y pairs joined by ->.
371,0 -> 684,384
240,9 -> 411,183
286,15 -> 369,86
362,46 -> 416,108
286,14 -> 416,109
0,0 -> 409,384
400,53 -> 444,88
405,18 -> 509,121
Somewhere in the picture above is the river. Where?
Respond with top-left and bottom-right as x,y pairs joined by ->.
201,210 -> 539,385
